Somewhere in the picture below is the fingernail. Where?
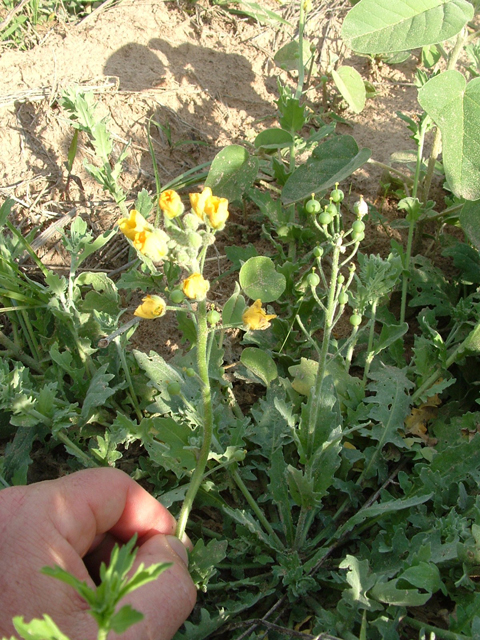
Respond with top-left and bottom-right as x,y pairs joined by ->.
165,535 -> 189,567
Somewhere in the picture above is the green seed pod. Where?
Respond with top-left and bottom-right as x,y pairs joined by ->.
338,291 -> 349,305
337,274 -> 345,285
305,198 -> 321,214
167,381 -> 181,395
326,202 -> 337,217
352,220 -> 365,234
170,289 -> 185,304
330,185 -> 344,203
319,210 -> 333,225
207,309 -> 221,325
349,313 -> 362,327
233,449 -> 246,462
277,225 -> 291,238
352,230 -> 365,243
313,246 -> 324,258
307,272 -> 320,288
185,367 -> 196,377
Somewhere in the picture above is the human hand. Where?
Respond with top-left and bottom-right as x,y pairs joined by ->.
0,468 -> 196,640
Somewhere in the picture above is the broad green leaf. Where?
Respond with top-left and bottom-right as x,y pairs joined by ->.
341,0 -> 473,54
274,39 -> 313,71
109,606 -> 144,634
239,256 -> 286,302
370,579 -> 431,607
286,465 -> 322,509
240,347 -> 278,387
282,135 -> 371,204
460,199 -> 480,249
205,145 -> 259,203
418,71 -> 480,200
254,128 -> 294,151
222,282 -> 246,326
332,66 -> 366,113
339,556 -> 381,609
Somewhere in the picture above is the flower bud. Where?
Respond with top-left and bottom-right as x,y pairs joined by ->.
353,195 -> 369,218
159,190 -> 185,219
187,231 -> 203,250
134,295 -> 167,319
183,213 -> 200,230
182,273 -> 210,301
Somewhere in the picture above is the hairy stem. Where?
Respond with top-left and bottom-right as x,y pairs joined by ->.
176,299 -> 213,540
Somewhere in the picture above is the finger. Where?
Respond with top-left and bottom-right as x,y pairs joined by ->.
119,534 -> 197,640
46,468 -> 176,556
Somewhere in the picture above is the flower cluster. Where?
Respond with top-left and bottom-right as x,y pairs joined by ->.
118,210 -> 168,262
189,187 -> 229,230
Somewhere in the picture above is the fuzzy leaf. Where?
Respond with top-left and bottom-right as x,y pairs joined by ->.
205,145 -> 259,203
342,0 -> 473,54
418,71 -> 480,200
332,66 -> 366,113
240,347 -> 278,387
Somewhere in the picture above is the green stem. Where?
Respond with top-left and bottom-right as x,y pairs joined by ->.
114,338 -> 142,422
308,238 -> 341,455
231,468 -> 285,550
402,616 -> 471,640
411,340 -> 464,403
56,431 -> 99,468
295,0 -> 306,100
399,210 -> 416,325
0,329 -> 44,373
175,299 -> 213,540
362,298 -> 378,386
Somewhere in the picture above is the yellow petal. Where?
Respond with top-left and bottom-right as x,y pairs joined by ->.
204,195 -> 229,230
189,187 -> 212,220
118,210 -> 150,241
242,299 -> 276,331
133,229 -> 168,262
182,273 -> 210,301
159,190 -> 185,219
134,295 -> 166,319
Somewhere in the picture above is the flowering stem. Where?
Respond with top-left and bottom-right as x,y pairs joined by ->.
114,337 -> 143,423
307,238 -> 341,456
176,299 -> 213,540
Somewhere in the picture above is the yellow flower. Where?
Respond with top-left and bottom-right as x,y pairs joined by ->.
182,273 -> 210,301
189,187 -> 212,220
134,295 -> 167,319
133,229 -> 169,262
159,190 -> 185,219
242,299 -> 277,331
118,210 -> 150,241
204,196 -> 229,230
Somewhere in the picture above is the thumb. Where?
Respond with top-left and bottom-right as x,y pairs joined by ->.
117,534 -> 197,640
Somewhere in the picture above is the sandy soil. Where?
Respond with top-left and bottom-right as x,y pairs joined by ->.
0,0 -> 423,354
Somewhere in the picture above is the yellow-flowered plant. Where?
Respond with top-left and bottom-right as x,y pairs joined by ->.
133,295 -> 167,319
242,299 -> 277,331
189,187 -> 213,220
182,273 -> 210,301
118,210 -> 150,241
133,229 -> 169,262
204,195 -> 229,230
159,189 -> 185,219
